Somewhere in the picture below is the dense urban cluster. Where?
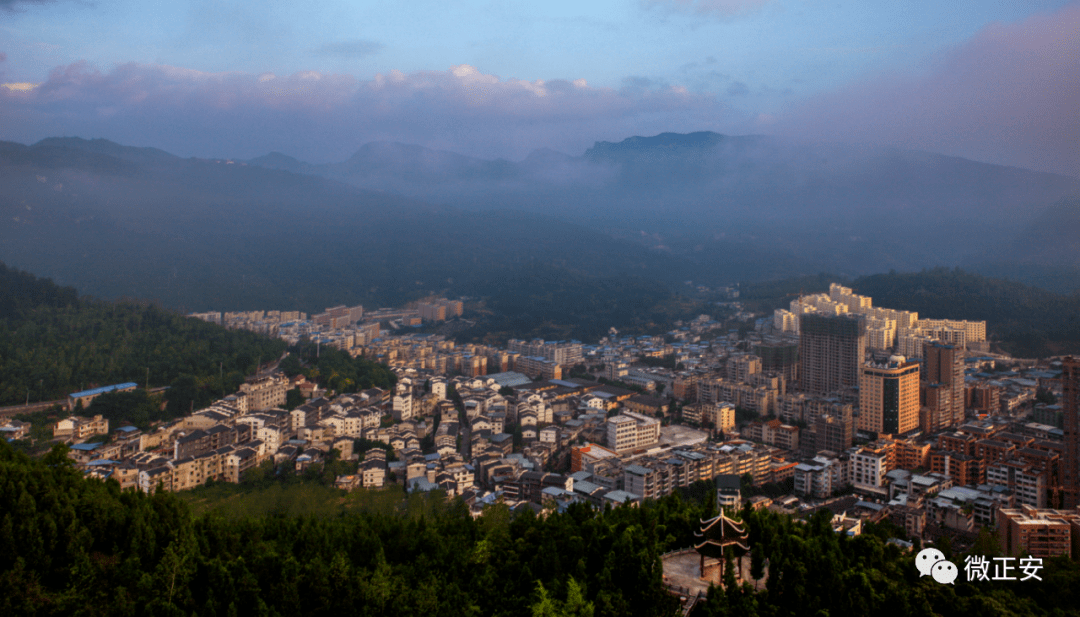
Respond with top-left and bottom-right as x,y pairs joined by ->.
4,281 -> 1073,576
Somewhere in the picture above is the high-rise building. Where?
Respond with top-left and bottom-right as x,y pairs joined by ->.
859,358 -> 921,435
1063,357 -> 1080,508
755,342 -> 799,384
923,342 -> 965,428
798,313 -> 866,395
726,354 -> 761,383
814,406 -> 854,454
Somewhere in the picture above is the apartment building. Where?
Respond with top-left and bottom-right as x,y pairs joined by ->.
606,411 -> 661,453
851,442 -> 895,494
997,505 -> 1079,558
798,313 -> 866,396
239,374 -> 288,411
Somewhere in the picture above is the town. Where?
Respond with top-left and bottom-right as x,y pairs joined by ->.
7,283 -> 1078,563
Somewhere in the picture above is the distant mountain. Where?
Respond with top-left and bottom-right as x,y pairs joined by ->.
246,151 -> 307,174
32,137 -> 180,166
969,195 -> 1080,294
0,137 -> 694,318
5,131 -> 1080,324
242,132 -> 1080,285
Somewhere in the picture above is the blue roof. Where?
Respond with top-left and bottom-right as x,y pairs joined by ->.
573,480 -> 602,494
71,443 -> 102,451
409,478 -> 438,492
85,459 -> 117,466
69,383 -> 138,399
115,425 -> 139,433
604,490 -> 639,504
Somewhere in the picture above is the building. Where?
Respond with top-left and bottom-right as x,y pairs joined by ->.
1063,357 -> 1080,508
798,313 -> 866,395
67,383 -> 138,411
571,442 -> 620,473
508,339 -> 584,367
851,442 -> 895,494
755,342 -> 799,384
238,374 -> 288,411
606,411 -> 661,453
858,357 -> 920,435
997,505 -> 1079,558
418,299 -> 463,322
923,342 -> 965,430
53,415 -> 109,441
814,408 -> 854,454
716,474 -> 742,509
726,354 -> 761,384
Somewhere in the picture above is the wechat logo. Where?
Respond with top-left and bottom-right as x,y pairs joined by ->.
916,548 -> 958,585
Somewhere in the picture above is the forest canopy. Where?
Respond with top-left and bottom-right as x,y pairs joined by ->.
0,261 -> 287,407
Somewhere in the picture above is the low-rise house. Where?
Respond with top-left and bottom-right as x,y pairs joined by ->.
54,415 -> 109,442
0,420 -> 31,440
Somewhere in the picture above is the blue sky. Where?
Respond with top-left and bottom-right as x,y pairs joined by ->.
1,0 -> 1077,174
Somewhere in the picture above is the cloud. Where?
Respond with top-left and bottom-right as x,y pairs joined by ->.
643,0 -> 772,18
0,0 -> 68,10
315,40 -> 384,59
726,81 -> 748,97
0,52 -> 6,62
0,61 -> 733,162
772,2 -> 1080,177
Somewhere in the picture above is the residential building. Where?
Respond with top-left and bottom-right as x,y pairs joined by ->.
1063,357 -> 1079,508
798,313 -> 866,395
53,415 -> 109,441
606,411 -> 661,453
813,408 -> 854,454
859,358 -> 920,435
851,442 -> 895,494
238,374 -> 288,411
997,505 -> 1078,558
923,342 -> 965,429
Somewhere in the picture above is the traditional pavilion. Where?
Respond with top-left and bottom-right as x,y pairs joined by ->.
693,512 -> 750,582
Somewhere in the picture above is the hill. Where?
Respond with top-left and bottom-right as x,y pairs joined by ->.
4,133 -> 1079,342
0,138 -> 696,318
244,132 -> 1080,288
0,261 -> 286,407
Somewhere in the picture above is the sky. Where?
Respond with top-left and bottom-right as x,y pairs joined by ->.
0,0 -> 1077,175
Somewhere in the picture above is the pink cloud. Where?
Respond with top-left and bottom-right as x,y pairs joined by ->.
0,61 -> 730,161
771,2 -> 1080,177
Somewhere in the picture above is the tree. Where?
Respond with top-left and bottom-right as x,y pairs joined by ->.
284,388 -> 306,411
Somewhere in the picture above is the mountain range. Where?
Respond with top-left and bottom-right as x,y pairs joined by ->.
1,132 -> 1078,317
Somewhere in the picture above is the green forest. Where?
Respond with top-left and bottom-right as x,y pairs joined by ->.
2,439 -> 1079,616
0,261 -> 287,407
280,341 -> 396,394
455,264 -> 703,344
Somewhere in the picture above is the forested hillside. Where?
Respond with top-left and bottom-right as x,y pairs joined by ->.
0,262 -> 287,406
